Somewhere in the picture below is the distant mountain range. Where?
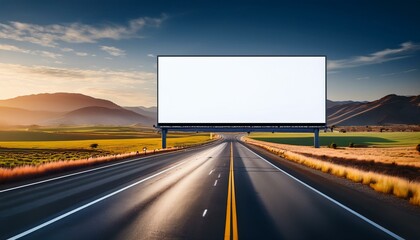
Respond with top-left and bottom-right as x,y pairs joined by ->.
0,93 -> 121,112
124,106 -> 158,120
0,93 -> 418,126
326,100 -> 368,109
0,93 -> 155,126
327,94 -> 420,126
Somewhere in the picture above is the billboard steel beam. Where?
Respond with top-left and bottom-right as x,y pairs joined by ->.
158,127 -> 322,148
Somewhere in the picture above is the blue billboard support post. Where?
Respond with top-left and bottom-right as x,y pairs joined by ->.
314,128 -> 320,148
161,128 -> 168,149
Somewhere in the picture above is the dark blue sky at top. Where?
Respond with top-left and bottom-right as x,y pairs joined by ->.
0,0 -> 419,102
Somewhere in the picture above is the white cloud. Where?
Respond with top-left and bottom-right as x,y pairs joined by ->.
0,63 -> 155,85
61,47 -> 74,52
0,44 -> 30,53
101,45 -> 125,56
147,54 -> 155,57
0,62 -> 157,106
380,72 -> 397,77
404,68 -> 417,73
75,52 -> 88,56
37,50 -> 62,59
381,68 -> 418,77
328,41 -> 420,70
0,43 -> 62,59
0,14 -> 167,47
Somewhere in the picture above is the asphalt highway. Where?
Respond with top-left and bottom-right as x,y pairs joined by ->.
1,135 -> 419,240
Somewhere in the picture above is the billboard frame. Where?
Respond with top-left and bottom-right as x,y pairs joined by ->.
156,55 -> 327,148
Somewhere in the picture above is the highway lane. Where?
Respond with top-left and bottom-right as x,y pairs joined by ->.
0,141 -> 228,239
1,136 -> 419,239
234,142 -> 396,239
240,141 -> 420,240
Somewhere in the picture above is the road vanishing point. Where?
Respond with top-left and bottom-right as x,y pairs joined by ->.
1,135 -> 419,240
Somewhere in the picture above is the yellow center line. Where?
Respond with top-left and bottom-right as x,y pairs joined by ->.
224,142 -> 238,240
224,155 -> 232,239
231,143 -> 238,240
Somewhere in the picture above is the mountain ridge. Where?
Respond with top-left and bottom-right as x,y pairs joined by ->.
0,93 -> 155,126
0,93 -> 418,126
327,94 -> 420,126
0,92 -> 122,112
49,106 -> 154,126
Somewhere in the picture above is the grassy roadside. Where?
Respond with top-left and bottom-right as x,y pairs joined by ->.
0,133 -> 211,168
248,132 -> 420,168
243,137 -> 420,206
0,135 -> 219,183
249,132 -> 420,147
0,126 -> 218,183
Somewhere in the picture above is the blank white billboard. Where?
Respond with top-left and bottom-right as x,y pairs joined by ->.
158,56 -> 326,126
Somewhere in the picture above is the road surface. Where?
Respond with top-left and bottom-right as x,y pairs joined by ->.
1,136 -> 419,239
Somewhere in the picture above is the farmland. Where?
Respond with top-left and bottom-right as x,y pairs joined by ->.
245,132 -> 420,205
247,132 -> 420,168
0,126 -> 212,168
249,132 -> 420,147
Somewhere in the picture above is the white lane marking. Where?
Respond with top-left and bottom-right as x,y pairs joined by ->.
218,173 -> 221,179
202,209 -> 208,217
7,143 -> 227,240
7,161 -> 187,240
209,169 -> 215,175
242,145 -> 404,240
0,150 -> 182,193
214,180 -> 218,186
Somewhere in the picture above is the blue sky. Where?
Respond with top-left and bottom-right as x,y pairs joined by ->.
0,0 -> 419,106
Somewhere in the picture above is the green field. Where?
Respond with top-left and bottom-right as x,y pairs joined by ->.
0,126 -> 160,141
0,126 -> 212,168
249,132 -> 420,147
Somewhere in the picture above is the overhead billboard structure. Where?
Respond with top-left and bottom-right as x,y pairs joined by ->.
157,55 -> 326,148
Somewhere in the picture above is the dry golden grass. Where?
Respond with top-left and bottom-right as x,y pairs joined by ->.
244,137 -> 420,206
247,136 -> 420,168
0,135 -> 220,183
0,148 -> 180,183
0,134 -> 214,168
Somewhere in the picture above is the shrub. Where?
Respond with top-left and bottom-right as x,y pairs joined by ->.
90,143 -> 99,149
416,144 -> 420,153
329,142 -> 337,149
349,142 -> 354,148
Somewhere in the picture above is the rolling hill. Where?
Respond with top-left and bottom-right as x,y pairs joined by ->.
327,94 -> 420,126
326,100 -> 367,109
0,93 -> 155,126
49,106 -> 154,125
124,106 -> 157,120
0,92 -> 417,126
0,107 -> 62,125
0,93 -> 122,112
